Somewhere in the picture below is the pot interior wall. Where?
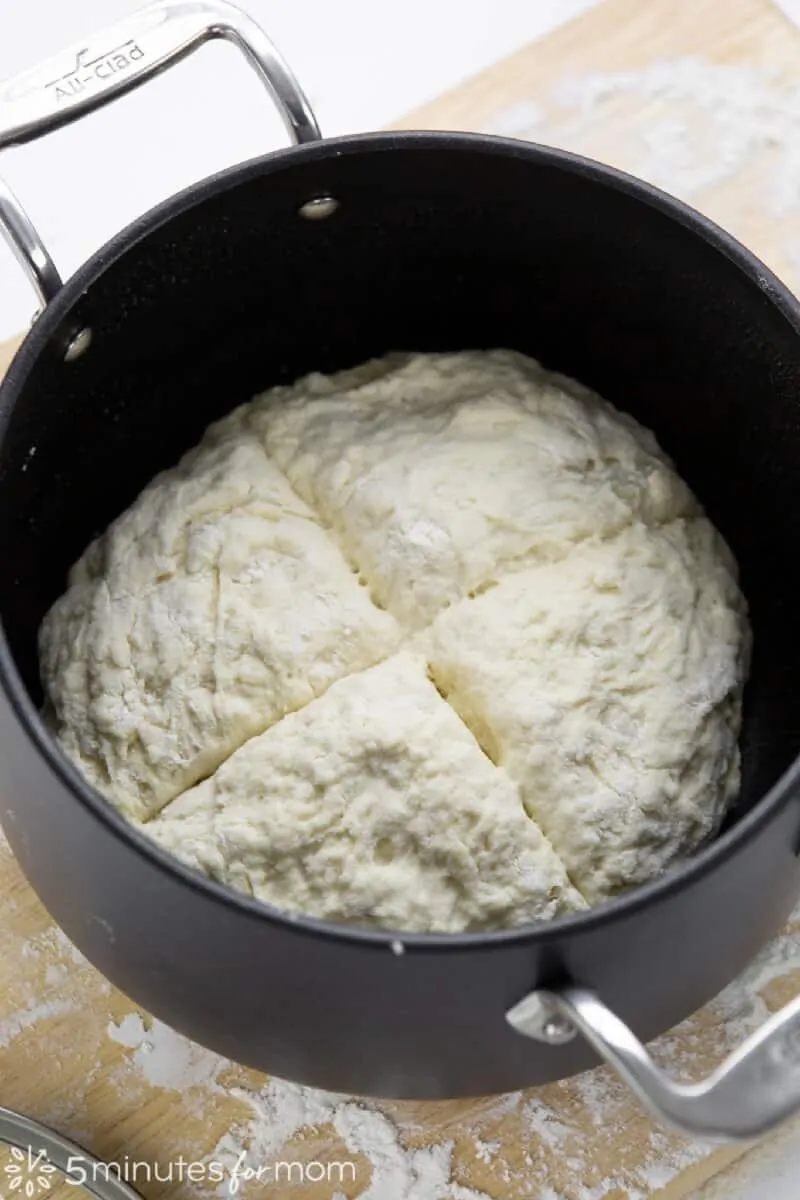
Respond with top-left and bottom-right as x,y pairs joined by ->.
1,137 -> 798,831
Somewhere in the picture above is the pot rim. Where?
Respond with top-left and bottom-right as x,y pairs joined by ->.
2,128 -> 799,953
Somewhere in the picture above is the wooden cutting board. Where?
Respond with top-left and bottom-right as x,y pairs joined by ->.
3,0 -> 800,1196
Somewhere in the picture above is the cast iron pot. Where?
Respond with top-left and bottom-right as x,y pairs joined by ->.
1,0 -> 800,1141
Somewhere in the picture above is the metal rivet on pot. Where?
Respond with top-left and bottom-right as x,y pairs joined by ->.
63,326 -> 93,362
540,1016 -> 577,1045
505,992 -> 577,1045
298,195 -> 339,220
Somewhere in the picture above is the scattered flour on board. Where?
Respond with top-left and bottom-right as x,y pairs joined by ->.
473,1138 -> 500,1164
550,59 -> 800,203
0,997 -> 77,1050
107,1013 -> 226,1091
216,1079 -> 491,1200
105,1011 -> 494,1199
0,925 -> 101,1049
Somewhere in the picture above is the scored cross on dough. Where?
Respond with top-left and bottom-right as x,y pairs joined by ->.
238,349 -> 699,629
38,347 -> 750,930
39,425 -> 400,822
145,652 -> 586,933
424,520 -> 750,904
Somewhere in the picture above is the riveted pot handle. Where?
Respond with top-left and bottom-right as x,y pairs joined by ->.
0,0 -> 321,311
508,985 -> 800,1141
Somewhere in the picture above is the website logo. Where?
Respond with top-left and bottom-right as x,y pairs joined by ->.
3,1148 -> 57,1198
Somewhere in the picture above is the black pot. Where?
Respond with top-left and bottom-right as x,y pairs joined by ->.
2,1 -> 800,1140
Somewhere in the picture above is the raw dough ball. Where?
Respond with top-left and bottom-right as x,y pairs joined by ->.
424,520 -> 750,903
146,653 -> 585,932
243,349 -> 698,628
39,425 -> 400,821
40,348 -> 750,929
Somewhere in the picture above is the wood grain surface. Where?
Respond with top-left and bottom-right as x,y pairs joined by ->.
2,0 -> 800,1196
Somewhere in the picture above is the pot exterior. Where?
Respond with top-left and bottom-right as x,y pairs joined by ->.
2,134 -> 800,1097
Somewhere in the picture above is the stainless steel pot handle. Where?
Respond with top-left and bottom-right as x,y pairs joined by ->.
0,0 -> 322,312
508,984 -> 800,1141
